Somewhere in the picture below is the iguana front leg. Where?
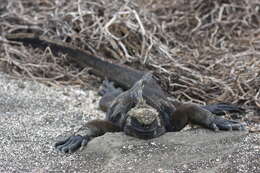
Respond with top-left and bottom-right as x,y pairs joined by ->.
171,103 -> 245,131
55,73 -> 154,153
55,120 -> 121,153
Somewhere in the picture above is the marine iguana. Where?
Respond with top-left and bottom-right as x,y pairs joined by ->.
6,33 -> 245,153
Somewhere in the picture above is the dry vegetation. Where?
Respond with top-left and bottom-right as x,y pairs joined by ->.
0,0 -> 259,118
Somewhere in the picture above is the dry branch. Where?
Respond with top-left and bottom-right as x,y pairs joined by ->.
0,0 -> 259,114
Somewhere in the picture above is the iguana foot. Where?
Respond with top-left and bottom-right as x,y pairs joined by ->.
98,80 -> 123,112
55,135 -> 90,153
209,117 -> 246,131
98,80 -> 123,96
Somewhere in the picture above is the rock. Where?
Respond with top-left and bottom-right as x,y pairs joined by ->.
84,130 -> 257,173
0,72 -> 259,173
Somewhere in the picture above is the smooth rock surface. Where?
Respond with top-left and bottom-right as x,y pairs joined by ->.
0,73 -> 259,173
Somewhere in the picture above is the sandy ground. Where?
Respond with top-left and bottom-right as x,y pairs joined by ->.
0,72 -> 259,173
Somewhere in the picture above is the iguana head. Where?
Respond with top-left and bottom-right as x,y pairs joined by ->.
124,99 -> 165,139
128,99 -> 158,125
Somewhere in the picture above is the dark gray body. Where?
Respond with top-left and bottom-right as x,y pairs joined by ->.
6,33 -> 246,153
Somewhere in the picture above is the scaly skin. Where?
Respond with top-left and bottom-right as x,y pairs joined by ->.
6,33 -> 246,153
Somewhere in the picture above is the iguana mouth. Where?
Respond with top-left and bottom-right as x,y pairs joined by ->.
124,123 -> 157,139
124,117 -> 165,139
130,117 -> 158,132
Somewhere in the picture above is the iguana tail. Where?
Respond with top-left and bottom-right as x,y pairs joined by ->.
6,32 -> 144,89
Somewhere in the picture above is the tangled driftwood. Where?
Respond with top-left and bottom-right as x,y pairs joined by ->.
0,0 -> 259,116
